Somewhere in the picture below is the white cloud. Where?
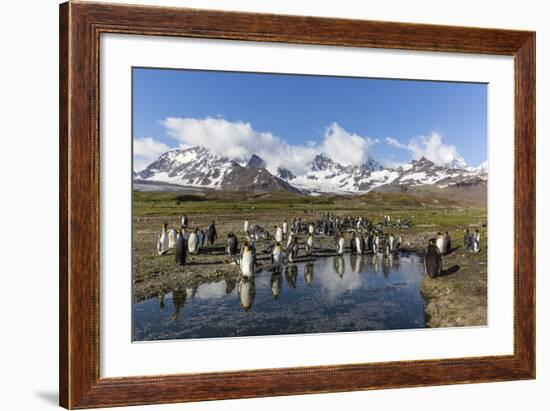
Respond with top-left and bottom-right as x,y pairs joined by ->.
385,132 -> 466,167
133,137 -> 172,171
161,117 -> 377,175
321,123 -> 379,166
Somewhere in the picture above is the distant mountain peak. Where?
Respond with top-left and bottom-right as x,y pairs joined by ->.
277,167 -> 296,180
246,154 -> 266,169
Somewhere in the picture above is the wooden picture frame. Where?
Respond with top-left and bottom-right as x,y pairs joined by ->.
59,1 -> 535,408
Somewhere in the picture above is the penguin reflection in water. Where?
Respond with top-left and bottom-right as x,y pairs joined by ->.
175,228 -> 188,266
270,272 -> 282,300
171,287 -> 187,321
157,223 -> 170,256
238,277 -> 256,311
304,262 -> 314,285
284,265 -> 298,288
333,255 -> 345,277
424,238 -> 442,278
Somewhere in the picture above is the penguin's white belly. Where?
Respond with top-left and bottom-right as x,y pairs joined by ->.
188,234 -> 198,253
355,237 -> 362,254
158,232 -> 169,255
240,253 -> 254,277
273,251 -> 283,266
275,228 -> 283,242
337,239 -> 345,254
168,229 -> 177,249
307,238 -> 313,248
436,238 -> 445,253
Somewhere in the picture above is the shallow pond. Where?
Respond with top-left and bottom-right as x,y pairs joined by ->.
132,252 -> 427,341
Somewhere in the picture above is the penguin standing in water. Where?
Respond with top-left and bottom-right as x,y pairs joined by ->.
181,215 -> 188,228
443,231 -> 451,254
271,242 -> 284,271
188,229 -> 199,254
239,242 -> 255,277
175,228 -> 188,266
157,223 -> 169,255
336,233 -> 346,256
436,232 -> 445,254
238,277 -> 256,311
424,238 -> 442,278
305,233 -> 314,256
286,236 -> 299,263
373,234 -> 380,253
167,227 -> 177,250
226,232 -> 239,259
206,221 -> 217,246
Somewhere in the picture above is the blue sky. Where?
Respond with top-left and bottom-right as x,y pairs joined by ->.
133,67 -> 487,172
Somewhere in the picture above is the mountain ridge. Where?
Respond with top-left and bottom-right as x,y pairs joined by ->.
135,146 -> 487,195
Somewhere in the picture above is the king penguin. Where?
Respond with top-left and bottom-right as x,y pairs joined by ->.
337,234 -> 346,256
305,233 -> 314,256
271,242 -> 284,271
157,223 -> 169,255
424,239 -> 442,278
175,228 -> 187,266
240,243 -> 255,278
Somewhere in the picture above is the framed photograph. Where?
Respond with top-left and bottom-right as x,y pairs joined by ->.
59,1 -> 535,408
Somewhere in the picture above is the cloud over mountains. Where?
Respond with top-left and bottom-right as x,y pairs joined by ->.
161,117 -> 378,175
134,117 -> 472,173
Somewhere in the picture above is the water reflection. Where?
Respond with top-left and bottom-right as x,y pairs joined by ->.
133,252 -> 427,341
285,265 -> 298,288
333,256 -> 345,277
238,277 -> 256,311
171,288 -> 187,321
271,273 -> 282,300
304,263 -> 314,286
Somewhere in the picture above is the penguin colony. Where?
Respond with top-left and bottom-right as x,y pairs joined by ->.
156,213 -> 482,281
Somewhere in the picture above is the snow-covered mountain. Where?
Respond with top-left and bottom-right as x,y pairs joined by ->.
135,146 -> 487,194
136,147 -> 300,193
